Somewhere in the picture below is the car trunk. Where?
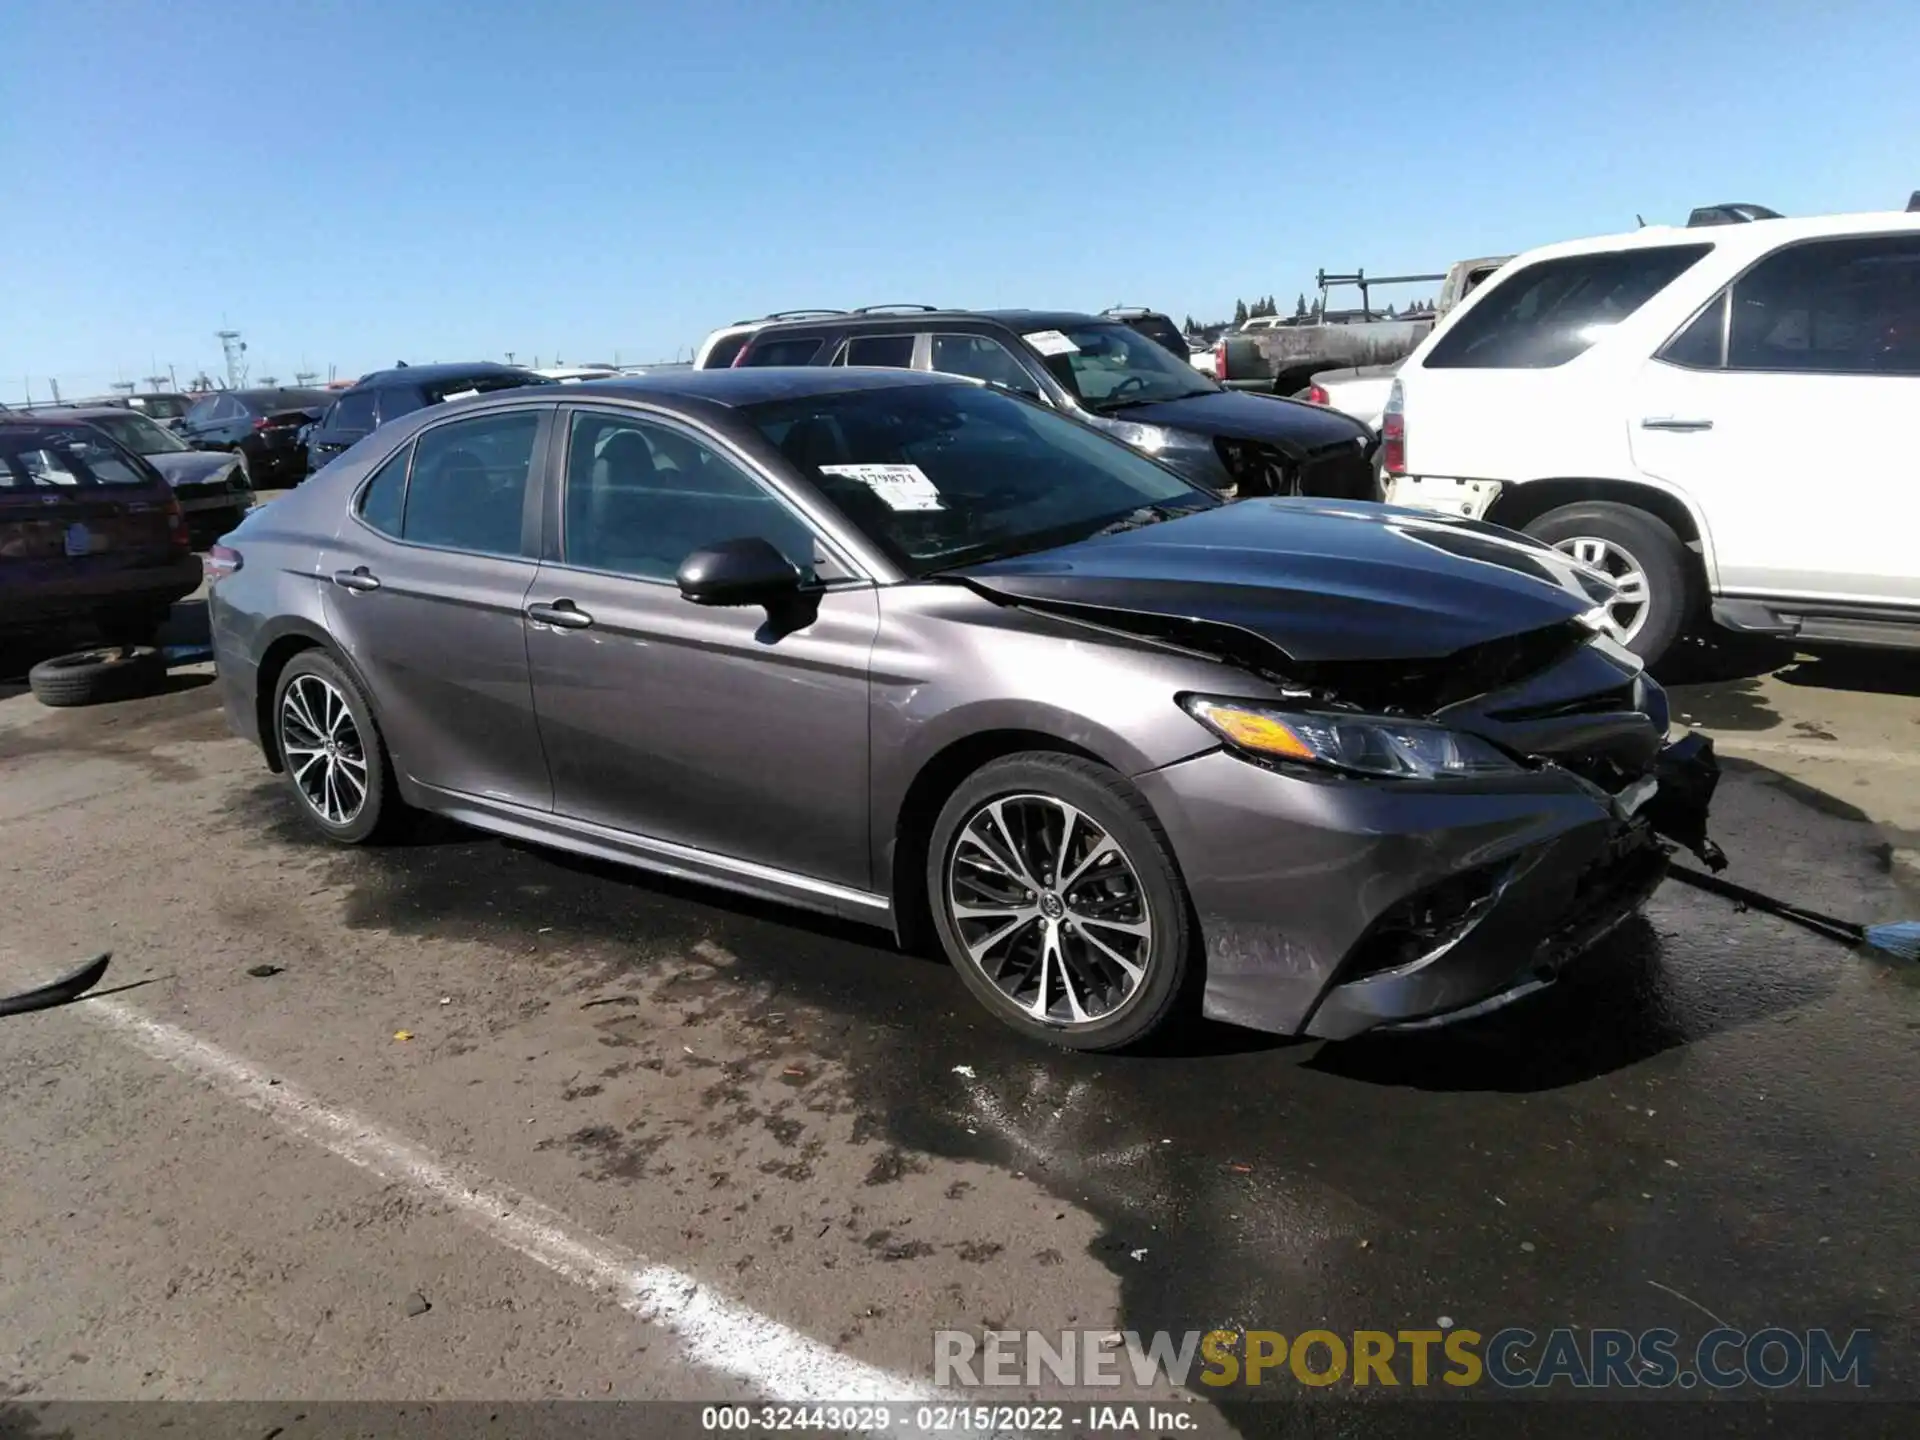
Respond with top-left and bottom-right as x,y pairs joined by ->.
2,484 -> 180,598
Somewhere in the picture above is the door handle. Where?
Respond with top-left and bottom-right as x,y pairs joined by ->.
526,599 -> 594,630
332,566 -> 381,592
1639,417 -> 1714,432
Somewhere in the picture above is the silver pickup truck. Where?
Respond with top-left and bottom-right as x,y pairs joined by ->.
1215,256 -> 1509,397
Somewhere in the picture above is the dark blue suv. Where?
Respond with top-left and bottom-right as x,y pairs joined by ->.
305,363 -> 553,470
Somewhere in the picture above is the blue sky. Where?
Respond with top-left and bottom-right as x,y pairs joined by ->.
3,0 -> 1917,400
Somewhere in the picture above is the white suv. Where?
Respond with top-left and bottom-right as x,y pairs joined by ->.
1380,209 -> 1920,664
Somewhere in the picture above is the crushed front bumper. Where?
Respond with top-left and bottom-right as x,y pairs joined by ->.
1136,731 -> 1721,1040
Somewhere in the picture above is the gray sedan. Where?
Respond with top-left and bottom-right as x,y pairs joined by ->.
206,368 -> 1720,1050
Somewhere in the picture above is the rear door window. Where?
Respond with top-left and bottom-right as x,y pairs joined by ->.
400,411 -> 543,557
739,336 -> 828,367
1424,244 -> 1713,369
834,334 -> 915,368
1725,234 -> 1920,376
375,387 -> 424,425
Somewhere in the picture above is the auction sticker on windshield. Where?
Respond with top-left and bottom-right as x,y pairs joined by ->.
819,462 -> 944,511
1023,330 -> 1080,356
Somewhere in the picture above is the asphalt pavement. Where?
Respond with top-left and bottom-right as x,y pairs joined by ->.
0,613 -> 1915,1435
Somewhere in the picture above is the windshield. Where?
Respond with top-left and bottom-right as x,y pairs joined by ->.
741,381 -> 1216,577
85,411 -> 188,455
1026,322 -> 1219,411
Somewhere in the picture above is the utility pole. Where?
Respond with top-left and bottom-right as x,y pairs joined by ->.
218,329 -> 248,390
505,351 -> 515,365
49,378 -> 62,403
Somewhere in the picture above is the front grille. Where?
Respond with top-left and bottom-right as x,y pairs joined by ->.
1214,438 -> 1293,496
1297,439 -> 1379,501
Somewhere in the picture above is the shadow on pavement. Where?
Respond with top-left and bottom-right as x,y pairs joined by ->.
1778,645 -> 1920,698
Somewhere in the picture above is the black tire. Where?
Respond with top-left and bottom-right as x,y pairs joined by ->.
272,649 -> 398,845
926,752 -> 1195,1052
1523,501 -> 1694,666
27,647 -> 167,707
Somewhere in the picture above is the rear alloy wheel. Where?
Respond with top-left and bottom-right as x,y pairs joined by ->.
928,754 -> 1193,1051
274,651 -> 394,844
1523,501 -> 1693,665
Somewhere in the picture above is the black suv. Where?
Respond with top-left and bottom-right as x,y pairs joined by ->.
305,363 -> 553,470
731,308 -> 1377,498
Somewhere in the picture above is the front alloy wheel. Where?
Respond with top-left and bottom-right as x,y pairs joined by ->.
945,793 -> 1155,1026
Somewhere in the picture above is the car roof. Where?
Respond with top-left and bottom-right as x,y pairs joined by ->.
533,366 -> 966,408
346,362 -> 535,390
748,308 -> 1113,338
1503,209 -> 1920,267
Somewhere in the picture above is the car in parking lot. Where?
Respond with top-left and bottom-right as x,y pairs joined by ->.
58,405 -> 254,546
304,363 -> 553,471
2,416 -> 201,647
207,368 -> 1719,1051
1381,208 -> 1920,663
177,387 -> 333,487
730,308 -> 1380,498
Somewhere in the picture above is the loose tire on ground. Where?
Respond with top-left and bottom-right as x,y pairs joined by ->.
926,751 -> 1195,1052
27,647 -> 168,707
273,649 -> 401,845
1523,501 -> 1694,666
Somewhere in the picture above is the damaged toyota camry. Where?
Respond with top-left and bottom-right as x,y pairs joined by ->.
207,368 -> 1721,1051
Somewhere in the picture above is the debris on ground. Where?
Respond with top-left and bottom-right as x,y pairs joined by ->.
404,1291 -> 431,1317
1129,1248 -> 1149,1262
245,964 -> 283,979
393,1031 -> 414,1042
951,1064 -> 976,1079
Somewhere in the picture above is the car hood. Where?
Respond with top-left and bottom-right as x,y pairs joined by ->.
1101,389 -> 1369,451
146,450 -> 237,486
953,498 -> 1610,664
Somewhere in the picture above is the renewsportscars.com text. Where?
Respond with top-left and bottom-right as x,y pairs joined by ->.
935,1326 -> 1873,1390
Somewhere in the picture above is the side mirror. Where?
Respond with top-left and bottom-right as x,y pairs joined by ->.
676,536 -> 804,607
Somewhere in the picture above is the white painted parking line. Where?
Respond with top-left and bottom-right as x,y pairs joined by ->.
80,997 -> 940,1407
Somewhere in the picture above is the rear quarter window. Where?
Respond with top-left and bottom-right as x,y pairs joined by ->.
1425,244 -> 1713,369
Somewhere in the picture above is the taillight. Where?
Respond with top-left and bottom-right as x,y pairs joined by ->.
1381,379 -> 1407,477
1305,384 -> 1330,406
252,416 -> 272,431
164,494 -> 191,554
204,543 -> 244,580
1213,339 -> 1228,380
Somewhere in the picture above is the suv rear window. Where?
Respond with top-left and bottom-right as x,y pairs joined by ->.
421,372 -> 548,404
1425,244 -> 1712,369
740,336 -> 827,367
2,428 -> 151,489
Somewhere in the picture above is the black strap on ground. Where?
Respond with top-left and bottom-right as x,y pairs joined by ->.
0,952 -> 113,1017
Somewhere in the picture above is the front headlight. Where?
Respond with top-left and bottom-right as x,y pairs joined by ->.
1181,696 -> 1523,780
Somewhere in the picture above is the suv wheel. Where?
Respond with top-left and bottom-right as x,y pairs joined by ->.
1524,502 -> 1693,665
927,753 -> 1193,1052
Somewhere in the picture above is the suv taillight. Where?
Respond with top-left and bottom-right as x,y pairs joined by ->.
1381,379 -> 1406,477
1305,384 -> 1330,406
1213,338 -> 1228,380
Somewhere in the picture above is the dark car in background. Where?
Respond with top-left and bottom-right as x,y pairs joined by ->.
59,406 -> 255,546
177,387 -> 333,487
2,417 -> 201,647
205,368 -> 1718,1052
305,363 -> 553,471
731,309 -> 1380,499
